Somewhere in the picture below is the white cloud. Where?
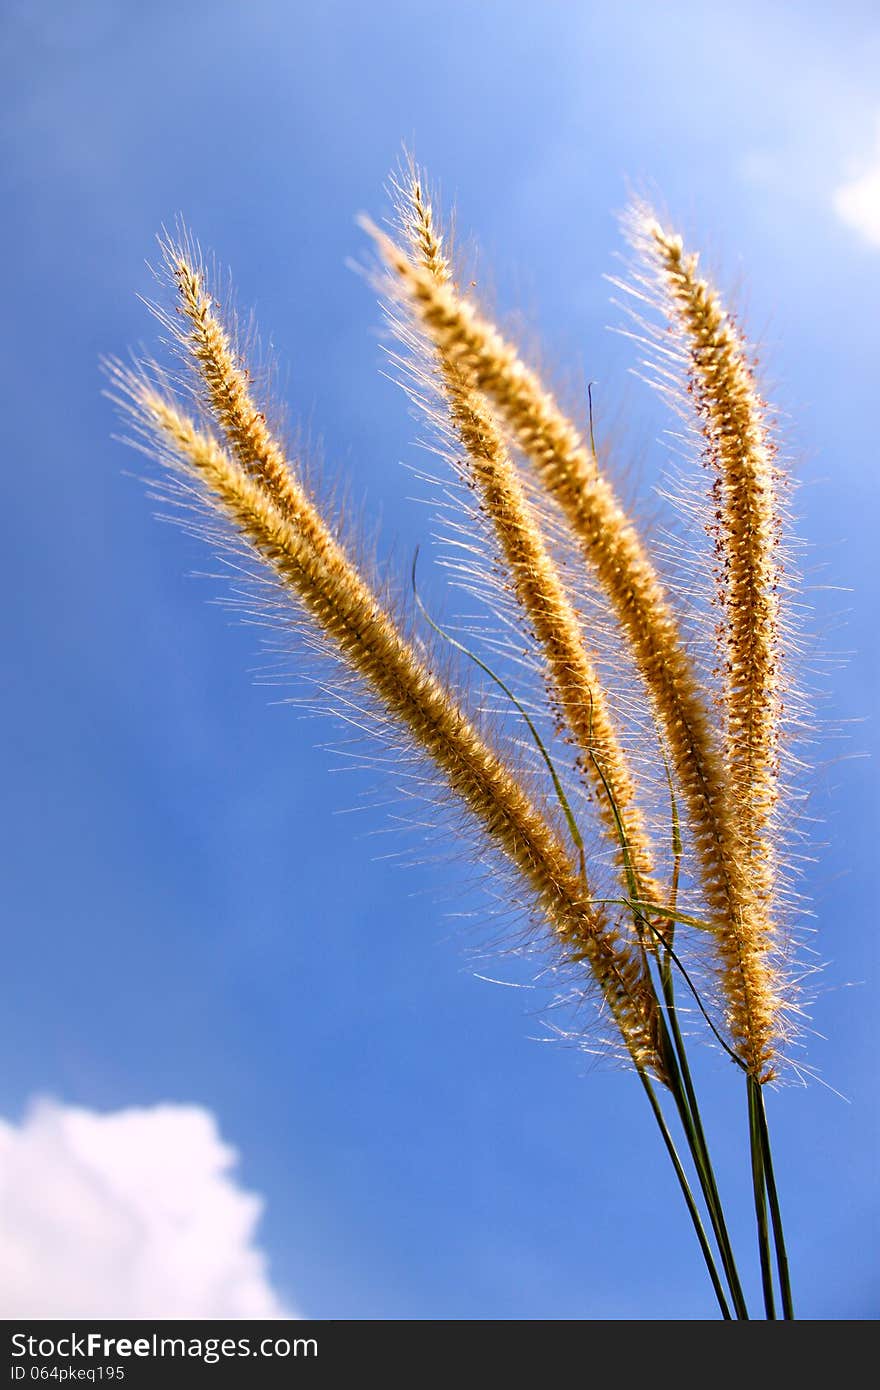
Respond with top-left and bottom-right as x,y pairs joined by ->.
0,1100 -> 296,1319
833,118 -> 880,248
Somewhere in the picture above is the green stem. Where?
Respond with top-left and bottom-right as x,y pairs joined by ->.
660,955 -> 750,1319
755,1083 -> 795,1319
590,741 -> 746,1318
636,1068 -> 732,1320
748,1075 -> 777,1318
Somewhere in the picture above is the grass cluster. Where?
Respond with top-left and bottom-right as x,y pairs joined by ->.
109,160 -> 811,1318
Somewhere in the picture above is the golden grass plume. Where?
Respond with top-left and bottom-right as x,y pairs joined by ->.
389,163 -> 661,912
624,207 -> 784,912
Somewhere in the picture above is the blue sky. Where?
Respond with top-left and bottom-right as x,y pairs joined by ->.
1,0 -> 877,1319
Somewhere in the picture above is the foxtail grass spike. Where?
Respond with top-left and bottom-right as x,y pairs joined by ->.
629,207 -> 785,1080
393,165 -> 661,912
